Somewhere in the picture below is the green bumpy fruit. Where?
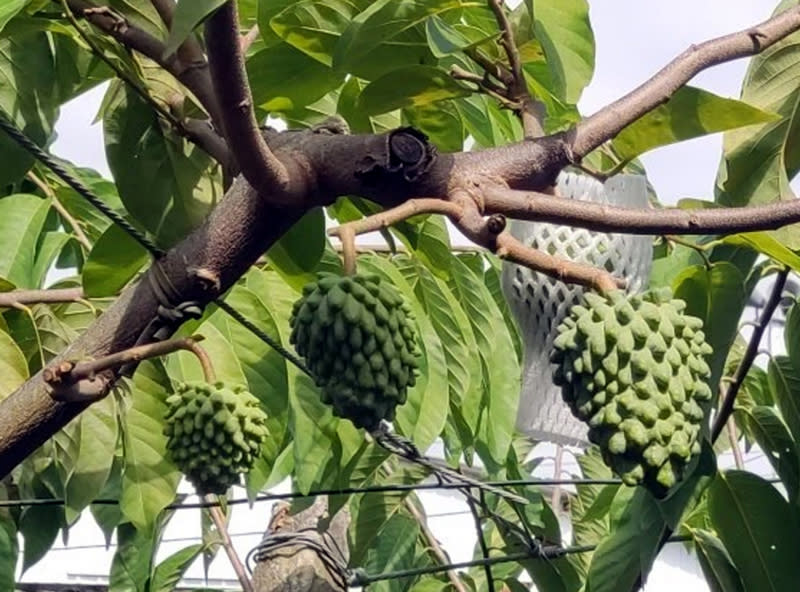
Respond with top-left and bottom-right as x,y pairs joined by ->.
163,381 -> 268,494
551,288 -> 713,496
289,272 -> 421,430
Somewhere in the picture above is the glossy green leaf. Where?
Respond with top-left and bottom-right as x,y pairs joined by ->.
333,0 -> 470,73
164,0 -> 226,57
529,0 -> 594,104
716,0 -> 800,248
708,471 -> 800,592
151,543 -> 204,592
786,296 -> 800,370
692,529 -> 745,592
585,489 -> 665,592
247,43 -> 344,112
32,231 -> 71,289
107,0 -> 167,39
91,457 -> 123,547
612,86 -> 778,163
0,0 -> 28,33
19,498 -> 61,572
104,83 -> 222,247
258,0 -> 300,47
0,328 -> 28,400
737,405 -> 799,503
0,33 -> 58,186
768,356 -> 800,451
673,262 -> 747,391
0,194 -> 51,288
338,77 -> 402,133
271,0 -> 370,65
719,232 -> 800,274
0,512 -> 17,591
363,513 -> 420,592
265,208 -> 326,292
358,65 -> 470,115
82,224 -> 149,297
120,361 -> 180,533
403,100 -> 465,152
64,396 -> 118,524
360,255 -> 449,451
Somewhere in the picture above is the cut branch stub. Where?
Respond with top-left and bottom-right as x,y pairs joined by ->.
358,127 -> 437,185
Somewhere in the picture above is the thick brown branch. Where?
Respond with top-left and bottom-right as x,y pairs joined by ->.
205,2 -> 293,196
0,288 -> 84,308
483,186 -> 800,235
63,0 -> 223,126
572,6 -> 800,157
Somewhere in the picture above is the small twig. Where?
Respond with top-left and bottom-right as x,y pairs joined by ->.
727,419 -> 744,470
183,339 -> 216,383
339,226 -> 357,276
664,235 -> 713,269
711,269 -> 789,442
28,172 -> 92,251
464,47 -> 514,86
205,2 -> 292,195
240,24 -> 260,54
328,198 -> 462,238
486,0 -> 544,136
405,498 -> 468,592
450,65 -> 518,109
206,495 -> 255,592
43,336 -> 206,402
0,288 -> 85,308
482,185 -> 800,236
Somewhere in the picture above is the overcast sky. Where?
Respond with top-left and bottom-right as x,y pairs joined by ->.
51,1 -> 776,207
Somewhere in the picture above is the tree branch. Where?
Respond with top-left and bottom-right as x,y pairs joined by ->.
0,288 -> 85,308
483,185 -> 800,235
571,5 -> 800,158
204,1 -> 293,197
63,0 -> 224,127
27,172 -> 92,252
487,0 -> 544,137
206,497 -> 255,592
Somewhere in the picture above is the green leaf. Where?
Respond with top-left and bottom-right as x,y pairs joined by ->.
716,0 -> 800,248
0,194 -> 51,288
32,231 -> 71,288
585,489 -> 665,592
0,327 -> 28,400
0,0 -> 28,34
403,100 -> 464,152
530,0 -> 594,104
0,512 -> 17,591
0,33 -> 59,186
265,208 -> 326,292
360,255 -> 449,450
247,43 -> 344,112
271,0 -> 370,65
150,544 -> 204,592
449,258 -> 520,466
786,296 -> 800,369
64,396 -> 118,524
691,529 -> 745,592
673,262 -> 747,392
611,86 -> 778,163
332,0 -> 470,73
358,65 -> 470,115
120,361 -> 180,533
109,522 -> 156,592
708,471 -> 800,592
103,83 -> 222,247
719,232 -> 800,274
736,406 -> 799,503
163,0 -> 226,57
768,356 -> 800,453
82,224 -> 149,297
363,513 -> 420,592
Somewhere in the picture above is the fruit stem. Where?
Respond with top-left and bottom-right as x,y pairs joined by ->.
339,225 -> 357,276
205,495 -> 254,592
183,339 -> 217,382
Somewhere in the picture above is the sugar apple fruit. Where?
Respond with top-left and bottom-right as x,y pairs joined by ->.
289,272 -> 421,430
163,381 -> 268,494
551,288 -> 713,495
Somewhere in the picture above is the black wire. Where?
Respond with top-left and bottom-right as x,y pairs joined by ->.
0,477 -> 630,510
0,114 -> 165,259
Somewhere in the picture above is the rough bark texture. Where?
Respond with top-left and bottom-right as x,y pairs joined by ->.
253,498 -> 350,592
